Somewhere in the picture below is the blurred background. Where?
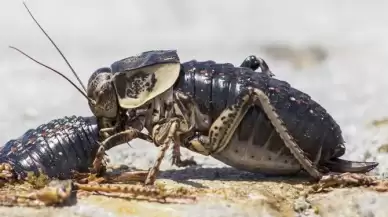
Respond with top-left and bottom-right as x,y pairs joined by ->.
1,0 -> 388,175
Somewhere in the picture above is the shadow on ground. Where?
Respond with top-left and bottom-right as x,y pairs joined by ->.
158,166 -> 313,188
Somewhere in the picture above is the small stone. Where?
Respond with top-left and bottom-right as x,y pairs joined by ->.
377,144 -> 388,153
294,196 -> 311,212
313,206 -> 320,214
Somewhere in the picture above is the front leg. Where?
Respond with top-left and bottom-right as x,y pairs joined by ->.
153,118 -> 197,168
145,118 -> 196,185
92,128 -> 153,174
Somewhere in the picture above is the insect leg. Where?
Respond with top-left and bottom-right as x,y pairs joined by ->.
145,142 -> 170,185
166,91 -> 211,168
146,119 -> 182,185
71,170 -> 149,184
171,143 -> 197,167
182,132 -> 212,156
91,128 -> 153,174
151,120 -> 195,168
248,87 -> 322,179
74,181 -> 196,204
202,87 -> 322,180
0,178 -> 194,206
145,114 -> 196,185
249,88 -> 322,179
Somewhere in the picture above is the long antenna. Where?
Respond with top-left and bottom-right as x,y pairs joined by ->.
9,46 -> 92,102
22,1 -> 87,93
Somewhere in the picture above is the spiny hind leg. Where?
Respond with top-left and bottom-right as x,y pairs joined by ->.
240,55 -> 275,77
247,88 -> 381,185
248,87 -> 322,179
203,88 -> 321,179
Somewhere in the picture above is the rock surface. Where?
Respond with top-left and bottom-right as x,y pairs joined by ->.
1,164 -> 388,217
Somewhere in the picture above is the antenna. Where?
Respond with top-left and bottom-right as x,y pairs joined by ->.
22,1 -> 87,92
9,46 -> 93,103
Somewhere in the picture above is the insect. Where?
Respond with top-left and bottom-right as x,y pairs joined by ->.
88,49 -> 379,185
10,3 -> 378,188
0,114 -> 195,207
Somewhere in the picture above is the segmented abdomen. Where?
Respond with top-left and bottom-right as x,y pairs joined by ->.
0,116 -> 99,179
175,60 -> 345,162
175,60 -> 242,119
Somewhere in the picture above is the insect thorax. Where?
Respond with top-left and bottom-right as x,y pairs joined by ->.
141,88 -> 175,133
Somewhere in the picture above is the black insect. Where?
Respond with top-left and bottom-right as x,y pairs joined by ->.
86,49 -> 378,185
9,3 -> 378,188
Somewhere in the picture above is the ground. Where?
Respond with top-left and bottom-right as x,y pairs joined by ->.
1,164 -> 388,217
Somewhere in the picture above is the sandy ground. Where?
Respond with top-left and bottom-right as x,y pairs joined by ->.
1,0 -> 388,216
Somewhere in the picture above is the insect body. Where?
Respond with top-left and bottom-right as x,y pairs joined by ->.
87,50 -> 378,185
10,3 -> 378,187
0,116 -> 99,181
175,58 -> 377,176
